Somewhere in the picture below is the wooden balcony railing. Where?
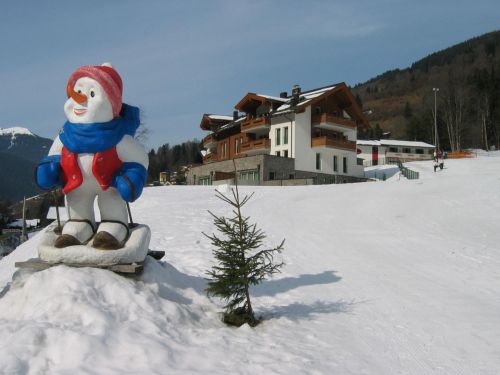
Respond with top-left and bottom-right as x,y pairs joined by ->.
202,133 -> 217,147
203,152 -> 218,163
311,113 -> 356,129
240,138 -> 271,153
241,117 -> 271,132
311,136 -> 356,151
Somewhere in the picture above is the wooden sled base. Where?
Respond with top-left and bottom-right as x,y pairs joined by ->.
15,250 -> 166,275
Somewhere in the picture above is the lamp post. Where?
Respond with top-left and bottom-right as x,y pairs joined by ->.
433,87 -> 439,152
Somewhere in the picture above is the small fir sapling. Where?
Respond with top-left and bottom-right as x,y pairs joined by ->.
204,169 -> 284,327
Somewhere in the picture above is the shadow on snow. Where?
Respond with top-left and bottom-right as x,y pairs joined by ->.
140,257 -> 207,305
252,270 -> 342,297
259,299 -> 358,321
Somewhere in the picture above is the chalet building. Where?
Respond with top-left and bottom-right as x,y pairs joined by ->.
186,83 -> 369,186
357,140 -> 435,166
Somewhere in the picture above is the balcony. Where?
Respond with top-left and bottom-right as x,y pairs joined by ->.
240,138 -> 271,156
203,152 -> 218,164
202,133 -> 217,150
311,136 -> 356,151
311,113 -> 356,132
241,117 -> 271,135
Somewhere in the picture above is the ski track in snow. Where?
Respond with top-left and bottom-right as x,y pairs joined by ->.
1,155 -> 500,374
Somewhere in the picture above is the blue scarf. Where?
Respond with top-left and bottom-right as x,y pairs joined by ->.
59,104 -> 140,153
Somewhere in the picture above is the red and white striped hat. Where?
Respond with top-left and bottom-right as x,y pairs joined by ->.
67,63 -> 123,118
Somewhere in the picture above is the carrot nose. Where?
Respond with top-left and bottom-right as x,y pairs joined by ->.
67,84 -> 87,104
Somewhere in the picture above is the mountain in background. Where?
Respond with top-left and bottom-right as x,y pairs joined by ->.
352,30 -> 500,151
0,127 -> 52,201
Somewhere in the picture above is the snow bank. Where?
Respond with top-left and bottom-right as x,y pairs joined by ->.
0,259 -> 215,374
1,156 -> 500,374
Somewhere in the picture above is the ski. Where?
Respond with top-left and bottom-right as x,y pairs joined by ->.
14,250 -> 165,275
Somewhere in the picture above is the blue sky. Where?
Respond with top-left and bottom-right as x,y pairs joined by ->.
1,0 -> 499,149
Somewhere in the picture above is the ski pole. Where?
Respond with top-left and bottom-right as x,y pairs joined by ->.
52,189 -> 62,234
126,202 -> 135,227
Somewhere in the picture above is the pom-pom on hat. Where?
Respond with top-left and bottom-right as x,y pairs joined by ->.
67,63 -> 123,118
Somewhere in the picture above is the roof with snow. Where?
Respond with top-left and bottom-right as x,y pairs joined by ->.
356,140 -> 382,146
357,139 -> 435,148
273,84 -> 338,113
199,114 -> 235,131
206,115 -> 233,121
201,82 -> 369,132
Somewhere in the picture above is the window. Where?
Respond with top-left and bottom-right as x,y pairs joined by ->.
389,147 -> 398,153
316,153 -> 321,170
284,150 -> 289,158
284,127 -> 289,144
240,170 -> 259,181
221,142 -> 227,159
235,139 -> 240,154
415,148 -> 424,154
275,128 -> 281,146
199,176 -> 211,185
289,173 -> 294,179
276,151 -> 281,157
333,156 -> 338,172
269,172 -> 275,180
343,157 -> 348,173
403,147 -> 411,154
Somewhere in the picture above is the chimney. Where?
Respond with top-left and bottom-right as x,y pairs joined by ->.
279,91 -> 288,98
291,84 -> 301,106
233,110 -> 239,121
292,84 -> 301,99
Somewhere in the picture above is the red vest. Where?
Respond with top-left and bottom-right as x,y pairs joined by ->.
61,146 -> 122,194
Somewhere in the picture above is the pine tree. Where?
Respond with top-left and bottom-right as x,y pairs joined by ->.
204,176 -> 284,327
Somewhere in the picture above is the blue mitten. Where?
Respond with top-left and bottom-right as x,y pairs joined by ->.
36,155 -> 63,190
112,162 -> 147,202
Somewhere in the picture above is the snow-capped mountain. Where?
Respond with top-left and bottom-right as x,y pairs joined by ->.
0,127 -> 52,201
0,126 -> 35,137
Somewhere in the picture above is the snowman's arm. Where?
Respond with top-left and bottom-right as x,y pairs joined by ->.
35,135 -> 63,190
113,135 -> 149,202
48,135 -> 64,156
116,135 -> 149,168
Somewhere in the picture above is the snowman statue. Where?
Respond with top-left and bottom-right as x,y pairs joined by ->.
35,63 -> 150,265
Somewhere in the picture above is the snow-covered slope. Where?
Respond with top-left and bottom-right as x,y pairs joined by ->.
1,155 -> 500,374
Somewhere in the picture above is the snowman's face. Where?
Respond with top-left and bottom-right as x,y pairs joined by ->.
64,77 -> 114,123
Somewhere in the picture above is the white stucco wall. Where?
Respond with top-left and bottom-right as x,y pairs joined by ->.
270,117 -> 293,158
269,108 -> 364,178
357,144 -> 388,164
292,107 -> 313,172
357,143 -> 434,162
292,107 -> 363,177
316,149 -> 363,177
